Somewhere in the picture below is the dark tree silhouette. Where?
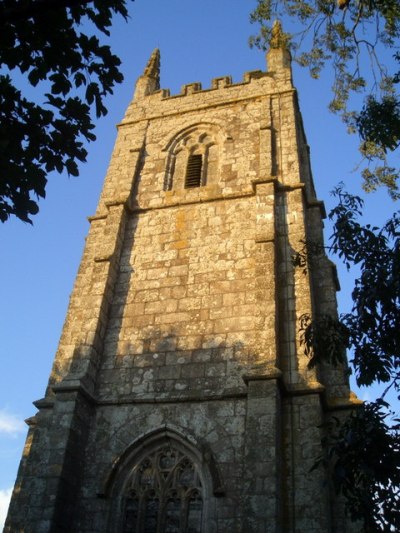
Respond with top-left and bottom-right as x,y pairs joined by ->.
0,0 -> 132,223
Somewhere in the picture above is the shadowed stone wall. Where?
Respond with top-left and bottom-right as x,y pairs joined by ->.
6,40 -> 361,533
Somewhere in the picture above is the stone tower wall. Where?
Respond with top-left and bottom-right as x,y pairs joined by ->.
5,43 -> 360,533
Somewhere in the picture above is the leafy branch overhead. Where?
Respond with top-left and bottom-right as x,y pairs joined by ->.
294,186 -> 400,531
299,312 -> 350,370
298,186 -> 400,389
0,0 -> 132,223
329,186 -> 400,388
317,401 -> 400,532
250,0 -> 400,198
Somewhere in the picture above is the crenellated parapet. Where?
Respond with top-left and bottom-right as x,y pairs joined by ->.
125,70 -> 290,118
123,41 -> 293,126
129,21 -> 292,114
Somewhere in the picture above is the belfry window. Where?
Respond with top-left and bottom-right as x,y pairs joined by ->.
163,126 -> 220,190
184,154 -> 203,188
122,445 -> 203,533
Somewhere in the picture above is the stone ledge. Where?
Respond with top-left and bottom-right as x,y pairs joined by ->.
323,391 -> 363,411
283,381 -> 325,396
97,389 -> 247,406
33,397 -> 55,409
242,365 -> 282,384
52,379 -> 96,405
119,88 -> 296,127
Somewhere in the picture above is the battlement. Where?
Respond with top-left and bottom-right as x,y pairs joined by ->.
130,41 -> 293,113
152,70 -> 271,101
124,60 -> 292,125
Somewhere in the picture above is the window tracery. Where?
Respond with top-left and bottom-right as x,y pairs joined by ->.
164,126 -> 220,191
121,445 -> 204,533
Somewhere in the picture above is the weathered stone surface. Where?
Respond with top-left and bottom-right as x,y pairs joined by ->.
6,43 -> 361,533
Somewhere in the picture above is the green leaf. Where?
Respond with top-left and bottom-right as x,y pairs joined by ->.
0,1 -> 130,224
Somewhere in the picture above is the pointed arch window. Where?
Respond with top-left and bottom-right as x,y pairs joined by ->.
163,126 -> 221,191
121,445 -> 203,533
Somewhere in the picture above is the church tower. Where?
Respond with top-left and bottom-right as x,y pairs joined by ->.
6,27 -> 359,533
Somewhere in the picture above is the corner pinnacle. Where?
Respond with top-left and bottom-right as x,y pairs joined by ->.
266,21 -> 292,83
134,48 -> 161,99
270,20 -> 288,50
143,48 -> 160,88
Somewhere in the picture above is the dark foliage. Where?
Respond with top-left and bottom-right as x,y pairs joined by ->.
251,1 -> 400,197
299,313 -> 350,369
297,187 -> 400,530
319,401 -> 400,532
358,95 -> 400,153
329,186 -> 400,388
0,0 -> 131,223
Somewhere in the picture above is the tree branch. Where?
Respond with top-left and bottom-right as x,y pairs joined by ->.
0,0 -> 94,25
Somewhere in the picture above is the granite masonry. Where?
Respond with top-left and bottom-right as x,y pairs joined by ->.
6,24 -> 361,533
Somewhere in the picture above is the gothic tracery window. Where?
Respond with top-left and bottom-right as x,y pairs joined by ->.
164,127 -> 220,191
121,445 -> 204,533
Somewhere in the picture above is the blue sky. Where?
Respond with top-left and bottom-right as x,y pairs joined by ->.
0,0 -> 398,526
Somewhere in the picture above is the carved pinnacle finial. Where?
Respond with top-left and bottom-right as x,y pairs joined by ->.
143,48 -> 160,84
266,20 -> 292,83
134,49 -> 161,99
270,20 -> 287,50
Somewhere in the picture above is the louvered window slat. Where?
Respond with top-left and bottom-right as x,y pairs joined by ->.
185,154 -> 202,188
